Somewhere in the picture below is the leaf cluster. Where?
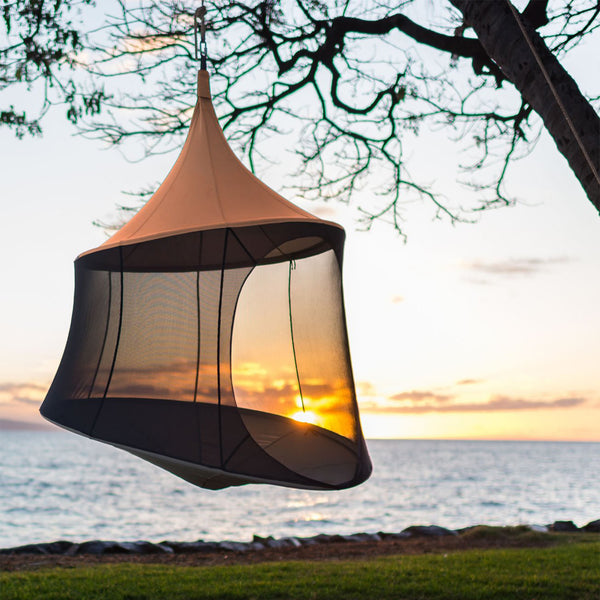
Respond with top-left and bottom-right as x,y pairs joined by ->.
0,0 -> 104,134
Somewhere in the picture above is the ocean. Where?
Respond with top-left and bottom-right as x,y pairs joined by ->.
1,432 -> 598,549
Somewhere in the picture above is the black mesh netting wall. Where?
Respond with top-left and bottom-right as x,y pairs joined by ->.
41,222 -> 371,490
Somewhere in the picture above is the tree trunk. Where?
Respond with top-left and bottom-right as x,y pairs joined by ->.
450,0 -> 600,212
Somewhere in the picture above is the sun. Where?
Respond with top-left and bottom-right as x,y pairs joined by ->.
289,410 -> 319,425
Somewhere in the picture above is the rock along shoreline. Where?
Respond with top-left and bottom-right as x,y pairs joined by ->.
2,519 -> 599,557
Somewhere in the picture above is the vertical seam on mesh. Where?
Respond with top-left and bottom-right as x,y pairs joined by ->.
216,229 -> 229,468
194,269 -> 201,404
88,268 -> 112,399
288,260 -> 305,412
194,233 -> 202,463
193,233 -> 202,404
227,227 -> 257,415
224,261 -> 255,470
214,227 -> 258,470
226,262 -> 255,409
91,246 -> 124,435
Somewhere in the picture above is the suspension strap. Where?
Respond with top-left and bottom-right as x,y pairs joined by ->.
194,2 -> 208,70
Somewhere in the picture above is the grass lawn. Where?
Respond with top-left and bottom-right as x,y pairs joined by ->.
1,539 -> 599,600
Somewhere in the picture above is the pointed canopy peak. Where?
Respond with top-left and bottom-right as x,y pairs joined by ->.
81,70 -> 342,262
197,69 -> 211,99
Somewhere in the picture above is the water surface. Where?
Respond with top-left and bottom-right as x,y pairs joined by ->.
1,433 -> 597,548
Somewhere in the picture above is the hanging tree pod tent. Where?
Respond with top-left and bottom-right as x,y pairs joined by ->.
40,70 -> 372,491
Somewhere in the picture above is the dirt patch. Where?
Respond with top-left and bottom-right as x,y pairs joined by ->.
0,531 -> 570,572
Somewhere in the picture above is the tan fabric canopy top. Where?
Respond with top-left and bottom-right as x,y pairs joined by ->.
82,71 -> 340,258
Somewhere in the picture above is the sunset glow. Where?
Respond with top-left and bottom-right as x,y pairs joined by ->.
289,410 -> 319,425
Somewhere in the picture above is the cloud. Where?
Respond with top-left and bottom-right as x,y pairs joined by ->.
356,381 -> 377,396
0,381 -> 50,422
482,396 -> 585,411
456,378 -> 483,386
363,394 -> 587,414
0,382 -> 48,406
461,257 -> 571,279
389,390 -> 453,404
0,382 -> 47,394
12,396 -> 44,406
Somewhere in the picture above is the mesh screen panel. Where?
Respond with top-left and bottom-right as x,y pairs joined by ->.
108,271 -> 199,401
288,250 -> 357,442
41,224 -> 371,490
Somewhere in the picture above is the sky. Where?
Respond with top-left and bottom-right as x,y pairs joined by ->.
1,5 -> 599,441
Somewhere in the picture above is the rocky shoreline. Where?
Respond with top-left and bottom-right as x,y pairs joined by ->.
2,519 -> 599,557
